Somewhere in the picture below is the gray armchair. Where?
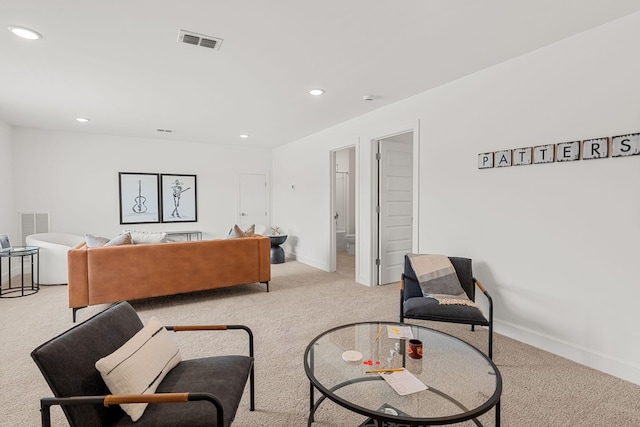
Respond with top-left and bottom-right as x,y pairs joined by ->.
31,302 -> 255,426
400,255 -> 493,359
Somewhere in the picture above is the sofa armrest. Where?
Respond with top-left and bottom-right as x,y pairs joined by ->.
67,242 -> 89,309
255,236 -> 271,282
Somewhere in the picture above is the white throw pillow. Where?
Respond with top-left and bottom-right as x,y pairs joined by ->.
104,232 -> 133,247
85,233 -> 132,248
85,234 -> 109,248
123,230 -> 169,244
95,316 -> 181,421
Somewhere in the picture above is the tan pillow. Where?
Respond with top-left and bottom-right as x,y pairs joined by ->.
227,224 -> 248,238
243,224 -> 255,236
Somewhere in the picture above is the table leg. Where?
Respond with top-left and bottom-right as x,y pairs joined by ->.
34,249 -> 39,287
30,252 -> 35,290
8,256 -> 12,289
20,254 -> 25,296
309,381 -> 314,423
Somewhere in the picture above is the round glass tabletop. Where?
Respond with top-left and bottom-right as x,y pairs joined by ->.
304,321 -> 501,426
0,246 -> 39,255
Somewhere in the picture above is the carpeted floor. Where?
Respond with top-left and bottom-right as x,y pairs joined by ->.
1,252 -> 639,426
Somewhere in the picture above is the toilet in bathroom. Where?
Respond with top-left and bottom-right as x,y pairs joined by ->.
345,234 -> 356,255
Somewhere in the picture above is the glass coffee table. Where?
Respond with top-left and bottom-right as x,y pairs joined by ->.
304,322 -> 501,426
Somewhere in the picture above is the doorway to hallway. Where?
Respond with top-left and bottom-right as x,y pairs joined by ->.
330,146 -> 356,278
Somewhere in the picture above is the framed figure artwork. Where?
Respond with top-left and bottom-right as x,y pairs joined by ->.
118,173 -> 160,224
160,174 -> 197,223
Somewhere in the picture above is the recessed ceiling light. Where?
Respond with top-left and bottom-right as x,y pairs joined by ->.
239,134 -> 249,139
309,89 -> 325,96
75,117 -> 90,123
8,26 -> 42,40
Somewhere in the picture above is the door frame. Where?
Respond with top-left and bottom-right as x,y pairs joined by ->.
370,127 -> 420,285
329,145 -> 356,273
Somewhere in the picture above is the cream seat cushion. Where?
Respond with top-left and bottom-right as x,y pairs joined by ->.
95,316 -> 181,421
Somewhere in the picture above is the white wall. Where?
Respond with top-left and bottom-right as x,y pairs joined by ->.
12,128 -> 271,239
272,12 -> 640,384
0,120 -> 13,234
0,120 -> 14,282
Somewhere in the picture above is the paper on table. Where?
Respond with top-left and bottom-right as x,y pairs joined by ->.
380,369 -> 428,396
387,325 -> 413,339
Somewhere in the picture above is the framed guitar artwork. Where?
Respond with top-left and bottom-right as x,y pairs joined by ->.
118,172 -> 160,224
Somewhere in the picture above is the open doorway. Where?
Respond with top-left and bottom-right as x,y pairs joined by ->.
374,131 -> 414,285
331,146 -> 356,278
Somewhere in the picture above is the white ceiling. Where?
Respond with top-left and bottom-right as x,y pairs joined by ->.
2,1 -> 640,149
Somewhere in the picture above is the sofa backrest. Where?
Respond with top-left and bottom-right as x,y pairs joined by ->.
68,236 -> 271,308
31,302 -> 143,427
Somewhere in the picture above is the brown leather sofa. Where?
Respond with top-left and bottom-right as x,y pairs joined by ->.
68,235 -> 271,321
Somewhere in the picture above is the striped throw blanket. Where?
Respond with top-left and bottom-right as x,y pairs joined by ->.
407,253 -> 478,307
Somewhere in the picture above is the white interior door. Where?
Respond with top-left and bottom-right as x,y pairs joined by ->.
378,138 -> 413,285
238,173 -> 268,230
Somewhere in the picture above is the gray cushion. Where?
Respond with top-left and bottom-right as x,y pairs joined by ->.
114,356 -> 253,426
403,296 -> 489,326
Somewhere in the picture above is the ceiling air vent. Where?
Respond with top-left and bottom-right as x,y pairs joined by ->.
178,30 -> 223,51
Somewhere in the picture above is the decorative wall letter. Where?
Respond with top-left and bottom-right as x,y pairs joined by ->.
533,144 -> 555,164
556,141 -> 580,162
478,131 -> 638,170
478,152 -> 494,169
582,137 -> 609,160
495,150 -> 512,167
513,147 -> 532,166
612,133 -> 640,157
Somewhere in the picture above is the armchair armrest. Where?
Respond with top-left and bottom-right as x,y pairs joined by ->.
40,392 -> 223,427
473,278 -> 493,315
165,324 -> 254,358
473,278 -> 493,359
165,324 -> 255,411
399,275 -> 406,322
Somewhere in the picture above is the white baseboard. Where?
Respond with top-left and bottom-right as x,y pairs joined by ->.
495,318 -> 640,386
283,251 -> 331,272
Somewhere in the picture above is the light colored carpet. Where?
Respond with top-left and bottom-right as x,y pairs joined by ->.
1,253 -> 639,426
